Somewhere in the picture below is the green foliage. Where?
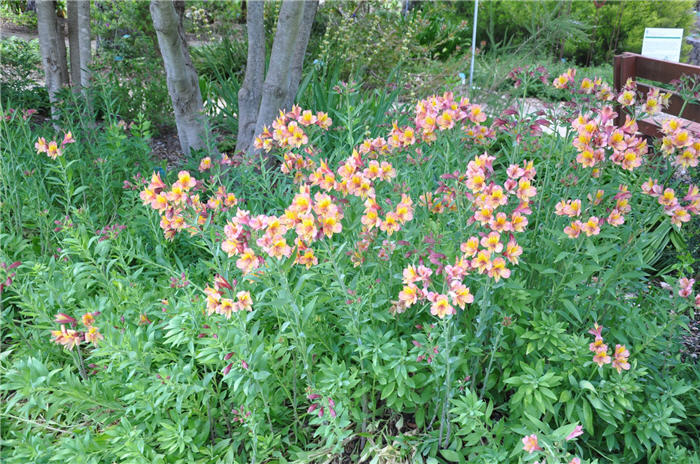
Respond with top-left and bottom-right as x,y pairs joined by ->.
0,37 -> 48,112
415,0 -> 695,66
316,3 -> 429,90
191,36 -> 247,83
2,12 -> 700,464
0,0 -> 37,27
564,0 -> 695,65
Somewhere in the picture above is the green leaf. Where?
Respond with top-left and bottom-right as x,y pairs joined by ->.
415,406 -> 425,429
579,380 -> 596,392
440,449 -> 462,462
582,400 -> 593,434
380,382 -> 395,399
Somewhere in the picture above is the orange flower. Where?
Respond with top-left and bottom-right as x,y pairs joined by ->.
236,248 -> 260,274
46,140 -> 62,160
219,298 -> 235,318
510,212 -> 528,232
316,111 -> 332,129
430,294 -> 454,319
379,213 -> 401,235
504,239 -> 523,265
564,220 -> 583,239
612,344 -> 630,373
295,247 -> 318,269
298,110 -> 317,126
85,326 -> 103,346
81,312 -> 95,327
51,325 -> 81,350
398,284 -> 420,307
607,209 -> 625,226
522,434 -> 542,453
472,250 -> 492,274
481,231 -> 503,253
488,257 -> 511,282
198,157 -> 212,172
35,137 -> 48,153
593,349 -> 611,366
177,171 -> 196,190
669,207 -> 690,227
236,291 -> 253,312
449,283 -> 473,309
269,237 -> 293,259
582,217 -> 601,237
295,214 -> 318,242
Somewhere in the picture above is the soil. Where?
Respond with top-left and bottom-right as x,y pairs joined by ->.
150,129 -> 184,168
0,18 -> 37,40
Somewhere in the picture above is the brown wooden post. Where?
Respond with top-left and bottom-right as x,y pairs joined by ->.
612,52 -> 700,138
613,53 -> 636,127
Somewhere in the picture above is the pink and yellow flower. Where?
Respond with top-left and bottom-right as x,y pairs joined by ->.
522,434 -> 542,453
612,344 -> 630,373
430,294 -> 454,319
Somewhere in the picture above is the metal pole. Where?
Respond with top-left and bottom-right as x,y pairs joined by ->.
468,0 -> 479,94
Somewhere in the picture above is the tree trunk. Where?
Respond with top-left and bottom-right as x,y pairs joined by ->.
235,0 -> 265,154
77,0 -> 91,91
283,0 -> 318,111
150,0 -> 209,156
67,0 -> 80,88
56,15 -> 69,85
36,0 -> 68,117
252,0 -> 306,146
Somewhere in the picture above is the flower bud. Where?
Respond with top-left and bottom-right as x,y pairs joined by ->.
54,313 -> 76,325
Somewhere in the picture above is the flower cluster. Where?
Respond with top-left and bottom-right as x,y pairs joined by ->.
140,170 -> 238,240
588,323 -> 629,373
551,69 -> 614,102
556,184 -> 632,238
204,275 -> 253,319
571,106 -> 648,173
642,87 -> 671,115
0,261 -> 20,295
506,65 -> 550,88
678,277 -> 696,301
307,393 -> 337,419
35,132 -> 75,160
641,180 -> 699,228
170,272 -> 190,288
522,426 -> 583,463
254,107 -> 332,153
394,155 -> 535,318
659,118 -> 699,169
552,68 -> 576,90
217,185 -> 347,276
4,108 -> 37,121
122,172 -> 148,191
50,311 -> 103,350
231,405 -> 252,423
414,92 -> 493,144
222,352 -> 249,376
410,325 -> 441,364
96,223 -> 126,242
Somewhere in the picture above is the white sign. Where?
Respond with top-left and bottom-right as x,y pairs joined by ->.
641,28 -> 683,62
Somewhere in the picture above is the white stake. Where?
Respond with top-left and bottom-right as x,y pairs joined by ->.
469,0 -> 479,94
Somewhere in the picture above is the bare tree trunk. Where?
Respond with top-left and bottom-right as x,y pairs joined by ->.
67,0 -> 80,88
56,15 -> 69,85
283,0 -> 318,111
36,0 -> 68,117
252,0 -> 306,145
151,0 -> 208,156
77,0 -> 91,91
236,0 -> 265,154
